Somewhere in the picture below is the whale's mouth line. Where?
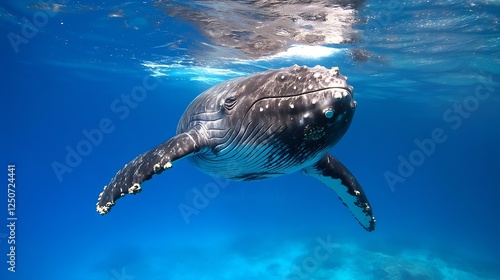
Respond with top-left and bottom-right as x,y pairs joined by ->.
240,86 -> 353,118
245,86 -> 353,112
306,86 -> 353,96
270,86 -> 353,100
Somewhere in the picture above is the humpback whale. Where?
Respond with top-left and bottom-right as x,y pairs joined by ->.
96,65 -> 375,232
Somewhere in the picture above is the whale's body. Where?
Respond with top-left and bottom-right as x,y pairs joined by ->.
96,65 -> 376,232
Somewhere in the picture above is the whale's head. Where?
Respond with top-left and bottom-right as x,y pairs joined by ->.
218,65 -> 356,149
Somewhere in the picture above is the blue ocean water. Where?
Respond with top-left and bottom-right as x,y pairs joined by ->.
1,0 -> 500,279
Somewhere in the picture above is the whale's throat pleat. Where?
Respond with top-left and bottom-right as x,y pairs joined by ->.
192,122 -> 326,180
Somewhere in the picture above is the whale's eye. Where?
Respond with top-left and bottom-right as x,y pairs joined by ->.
323,108 -> 334,119
224,97 -> 237,110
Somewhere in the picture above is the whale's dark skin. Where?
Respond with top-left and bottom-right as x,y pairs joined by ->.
96,65 -> 376,232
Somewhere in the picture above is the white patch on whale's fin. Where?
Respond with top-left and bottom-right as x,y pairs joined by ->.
302,154 -> 376,232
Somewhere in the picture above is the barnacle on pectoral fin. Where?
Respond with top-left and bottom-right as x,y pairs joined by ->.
128,183 -> 142,194
96,202 -> 110,215
153,163 -> 161,173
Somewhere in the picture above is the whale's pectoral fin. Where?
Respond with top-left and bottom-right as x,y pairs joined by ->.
302,154 -> 376,232
96,131 -> 202,215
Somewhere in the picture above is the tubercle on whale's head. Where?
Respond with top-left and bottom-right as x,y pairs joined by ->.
271,64 -> 354,98
230,65 -> 352,95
